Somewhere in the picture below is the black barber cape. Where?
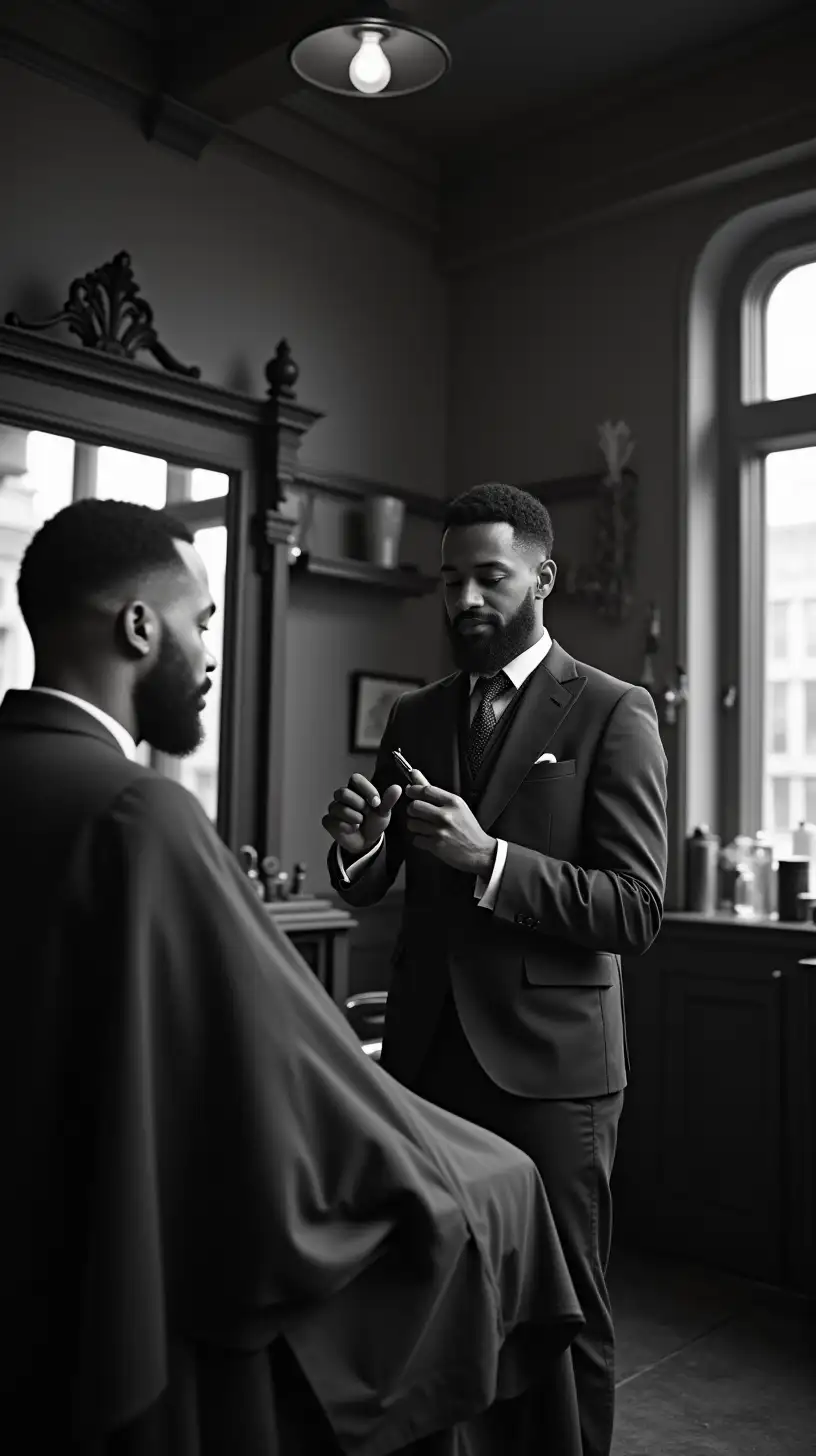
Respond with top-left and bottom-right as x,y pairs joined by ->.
1,769 -> 582,1455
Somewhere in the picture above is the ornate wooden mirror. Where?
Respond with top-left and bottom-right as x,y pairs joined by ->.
0,251 -> 319,860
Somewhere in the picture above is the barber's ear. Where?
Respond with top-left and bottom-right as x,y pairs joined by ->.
536,561 -> 557,598
120,600 -> 158,659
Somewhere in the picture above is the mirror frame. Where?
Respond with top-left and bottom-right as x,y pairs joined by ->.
0,321 -> 320,858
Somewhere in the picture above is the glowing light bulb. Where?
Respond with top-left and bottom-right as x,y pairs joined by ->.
349,29 -> 391,95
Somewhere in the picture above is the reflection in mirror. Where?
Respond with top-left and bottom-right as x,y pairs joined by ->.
96,446 -> 167,509
0,428 -> 75,698
0,426 -> 229,824
191,469 -> 228,501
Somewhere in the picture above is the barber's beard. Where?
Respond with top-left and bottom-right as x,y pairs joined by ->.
446,591 -> 539,675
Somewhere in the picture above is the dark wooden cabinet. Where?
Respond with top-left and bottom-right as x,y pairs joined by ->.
614,914 -> 816,1296
660,951 -> 785,1283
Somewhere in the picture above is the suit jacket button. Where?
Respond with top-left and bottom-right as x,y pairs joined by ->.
515,913 -> 525,925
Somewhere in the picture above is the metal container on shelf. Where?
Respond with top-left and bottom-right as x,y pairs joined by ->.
777,857 -> 811,922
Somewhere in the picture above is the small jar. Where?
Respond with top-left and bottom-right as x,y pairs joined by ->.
721,835 -> 759,918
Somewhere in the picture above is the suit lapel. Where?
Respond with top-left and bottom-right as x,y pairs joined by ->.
421,672 -> 462,797
474,642 -> 585,831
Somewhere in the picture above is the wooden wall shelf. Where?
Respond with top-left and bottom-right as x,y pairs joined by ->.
290,554 -> 439,596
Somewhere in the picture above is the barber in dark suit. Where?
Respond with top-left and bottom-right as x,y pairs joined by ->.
324,482 -> 668,1456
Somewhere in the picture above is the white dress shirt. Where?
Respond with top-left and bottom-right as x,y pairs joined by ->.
336,627 -> 553,911
28,687 -> 138,761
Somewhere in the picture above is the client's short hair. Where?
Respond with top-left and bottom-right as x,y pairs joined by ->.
17,497 -> 194,640
443,483 -> 554,558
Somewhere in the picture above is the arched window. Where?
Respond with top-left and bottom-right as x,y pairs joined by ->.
717,231 -> 816,859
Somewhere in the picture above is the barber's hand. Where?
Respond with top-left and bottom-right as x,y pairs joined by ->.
405,782 -> 497,877
322,774 -> 403,861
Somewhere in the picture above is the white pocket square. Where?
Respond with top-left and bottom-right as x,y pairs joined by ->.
534,752 -> 557,764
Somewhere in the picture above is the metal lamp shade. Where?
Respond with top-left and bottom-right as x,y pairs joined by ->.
289,17 -> 451,99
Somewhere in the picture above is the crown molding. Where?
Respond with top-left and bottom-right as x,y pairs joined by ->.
0,25 -> 145,122
441,19 -> 816,272
142,92 -> 219,160
443,134 -> 816,276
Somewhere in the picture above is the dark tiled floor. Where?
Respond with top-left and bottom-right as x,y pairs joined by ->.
610,1249 -> 816,1455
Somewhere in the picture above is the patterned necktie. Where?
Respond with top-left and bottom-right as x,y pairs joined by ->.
468,671 -> 512,775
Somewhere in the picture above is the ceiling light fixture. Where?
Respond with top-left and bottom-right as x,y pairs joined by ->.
288,6 -> 451,100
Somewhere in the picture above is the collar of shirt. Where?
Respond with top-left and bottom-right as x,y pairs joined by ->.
469,627 -> 553,697
28,687 -> 138,761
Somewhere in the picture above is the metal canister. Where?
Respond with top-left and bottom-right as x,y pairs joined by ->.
777,857 -> 810,922
685,826 -> 720,914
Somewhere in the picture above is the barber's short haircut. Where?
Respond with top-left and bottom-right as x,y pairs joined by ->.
443,482 -> 554,559
17,497 -> 195,640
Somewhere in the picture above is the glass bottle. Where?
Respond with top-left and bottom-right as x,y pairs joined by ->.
752,831 -> 775,918
721,835 -> 758,918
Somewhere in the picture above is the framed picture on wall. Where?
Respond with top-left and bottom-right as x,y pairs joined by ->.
350,672 -> 424,754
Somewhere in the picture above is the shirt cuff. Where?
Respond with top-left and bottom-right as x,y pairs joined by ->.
475,838 -> 508,910
336,834 -> 385,883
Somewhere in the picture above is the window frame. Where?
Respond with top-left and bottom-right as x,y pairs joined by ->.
718,221 -> 816,844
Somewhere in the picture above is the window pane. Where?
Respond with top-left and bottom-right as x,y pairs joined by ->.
805,601 -> 816,657
771,778 -> 790,832
761,448 -> 816,854
766,261 -> 816,400
768,601 -> 789,660
190,468 -> 229,501
0,430 -> 76,702
96,447 -> 167,509
770,682 -> 788,753
23,430 -> 76,523
173,525 -> 226,823
806,682 -> 816,756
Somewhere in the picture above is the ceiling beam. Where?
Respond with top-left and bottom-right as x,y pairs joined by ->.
168,0 -> 493,123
